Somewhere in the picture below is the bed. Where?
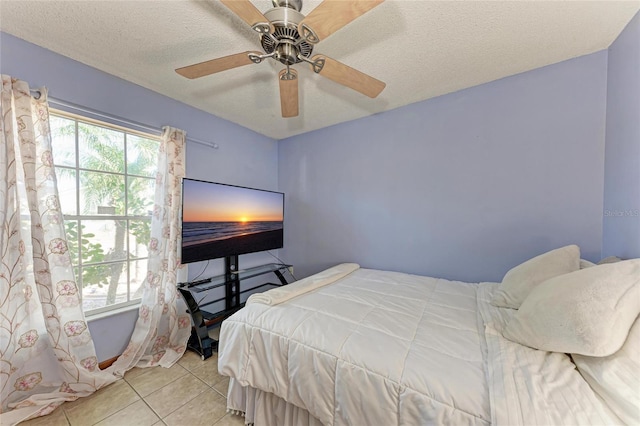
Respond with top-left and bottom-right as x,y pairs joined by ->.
218,253 -> 640,425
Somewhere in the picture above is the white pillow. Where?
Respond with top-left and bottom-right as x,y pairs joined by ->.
580,259 -> 596,269
573,315 -> 640,425
491,245 -> 580,309
502,259 -> 640,356
598,256 -> 622,265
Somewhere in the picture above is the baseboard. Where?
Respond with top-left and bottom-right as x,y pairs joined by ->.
99,355 -> 120,370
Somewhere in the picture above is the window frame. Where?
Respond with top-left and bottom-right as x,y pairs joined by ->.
50,108 -> 161,317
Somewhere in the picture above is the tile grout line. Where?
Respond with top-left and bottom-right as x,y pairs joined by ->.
62,378 -> 136,426
118,377 -> 159,426
134,367 -> 189,423
177,356 -> 233,424
145,365 -> 215,423
62,404 -> 72,426
84,376 -> 152,426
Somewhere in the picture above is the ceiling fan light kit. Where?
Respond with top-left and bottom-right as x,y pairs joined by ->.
176,0 -> 386,118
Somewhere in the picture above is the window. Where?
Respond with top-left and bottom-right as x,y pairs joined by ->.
50,111 -> 160,315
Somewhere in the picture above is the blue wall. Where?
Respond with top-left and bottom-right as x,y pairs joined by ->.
279,51 -> 609,282
0,32 -> 279,361
603,12 -> 640,259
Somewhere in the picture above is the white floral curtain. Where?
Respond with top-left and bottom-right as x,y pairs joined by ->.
108,126 -> 191,373
0,76 -> 117,425
1,77 -> 191,424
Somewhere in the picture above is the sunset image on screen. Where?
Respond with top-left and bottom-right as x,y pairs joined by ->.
181,180 -> 284,263
182,180 -> 283,223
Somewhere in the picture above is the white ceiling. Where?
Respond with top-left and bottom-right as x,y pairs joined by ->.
1,1 -> 638,140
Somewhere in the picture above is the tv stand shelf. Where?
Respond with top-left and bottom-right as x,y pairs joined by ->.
177,257 -> 291,360
184,263 -> 291,292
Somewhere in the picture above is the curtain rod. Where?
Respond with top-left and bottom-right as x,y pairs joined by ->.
29,89 -> 219,150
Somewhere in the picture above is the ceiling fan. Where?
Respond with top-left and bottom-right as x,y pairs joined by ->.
176,0 -> 386,118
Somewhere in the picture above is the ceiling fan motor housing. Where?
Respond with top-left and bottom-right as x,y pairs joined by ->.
261,7 -> 313,65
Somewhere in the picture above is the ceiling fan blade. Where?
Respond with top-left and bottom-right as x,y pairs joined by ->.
310,54 -> 385,98
220,0 -> 274,33
298,0 -> 384,44
175,51 -> 262,79
279,69 -> 299,118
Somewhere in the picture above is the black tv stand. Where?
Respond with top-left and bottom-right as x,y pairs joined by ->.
177,256 -> 291,360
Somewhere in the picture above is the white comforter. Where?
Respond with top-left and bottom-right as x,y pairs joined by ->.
218,264 -> 621,425
220,265 -> 490,425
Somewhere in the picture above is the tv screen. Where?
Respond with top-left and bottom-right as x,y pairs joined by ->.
181,179 -> 284,264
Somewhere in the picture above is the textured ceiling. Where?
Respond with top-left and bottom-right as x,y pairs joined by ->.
1,1 -> 638,139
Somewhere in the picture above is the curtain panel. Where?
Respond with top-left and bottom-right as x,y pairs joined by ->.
0,76 -> 117,425
108,126 -> 191,373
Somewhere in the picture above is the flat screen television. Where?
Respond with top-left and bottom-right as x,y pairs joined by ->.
181,178 -> 284,264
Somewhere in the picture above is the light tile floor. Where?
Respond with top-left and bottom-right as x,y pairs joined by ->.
19,331 -> 243,426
